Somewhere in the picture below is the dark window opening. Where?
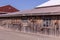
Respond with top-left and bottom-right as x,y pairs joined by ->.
0,13 -> 7,14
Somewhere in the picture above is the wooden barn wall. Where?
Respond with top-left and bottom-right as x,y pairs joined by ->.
0,16 -> 60,36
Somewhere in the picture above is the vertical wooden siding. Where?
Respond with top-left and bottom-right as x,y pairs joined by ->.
0,16 -> 60,36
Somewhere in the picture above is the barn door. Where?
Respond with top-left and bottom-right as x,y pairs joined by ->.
54,16 -> 60,36
42,16 -> 52,34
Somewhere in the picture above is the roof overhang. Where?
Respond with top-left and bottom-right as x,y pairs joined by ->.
0,12 -> 60,17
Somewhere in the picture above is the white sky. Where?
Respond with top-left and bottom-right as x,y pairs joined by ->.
36,0 -> 60,7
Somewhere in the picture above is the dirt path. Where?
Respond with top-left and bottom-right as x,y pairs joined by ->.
0,27 -> 60,40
